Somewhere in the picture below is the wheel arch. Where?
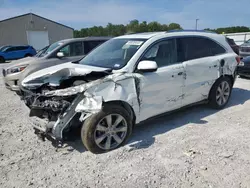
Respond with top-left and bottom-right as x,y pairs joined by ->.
208,74 -> 234,100
104,100 -> 136,126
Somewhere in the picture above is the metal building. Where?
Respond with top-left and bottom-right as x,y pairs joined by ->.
0,13 -> 74,50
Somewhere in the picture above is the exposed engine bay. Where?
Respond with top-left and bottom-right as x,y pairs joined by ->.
20,69 -> 114,142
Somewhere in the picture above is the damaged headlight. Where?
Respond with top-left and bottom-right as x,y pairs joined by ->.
6,64 -> 28,75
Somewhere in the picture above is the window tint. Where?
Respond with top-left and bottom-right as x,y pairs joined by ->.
178,37 -> 226,61
59,42 -> 84,57
84,40 -> 106,54
5,47 -> 16,52
16,46 -> 28,51
141,39 -> 177,67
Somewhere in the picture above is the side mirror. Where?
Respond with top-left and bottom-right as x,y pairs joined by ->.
57,52 -> 64,58
137,60 -> 158,72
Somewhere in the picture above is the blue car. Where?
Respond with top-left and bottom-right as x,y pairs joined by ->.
0,45 -> 11,51
0,45 -> 36,63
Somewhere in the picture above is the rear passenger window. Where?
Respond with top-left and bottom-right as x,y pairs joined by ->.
84,40 -> 105,54
141,39 -> 178,67
16,46 -> 28,51
178,37 -> 226,61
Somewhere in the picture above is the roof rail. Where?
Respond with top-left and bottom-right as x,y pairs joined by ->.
167,29 -> 216,33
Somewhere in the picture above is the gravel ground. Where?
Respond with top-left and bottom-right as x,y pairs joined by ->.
0,63 -> 250,188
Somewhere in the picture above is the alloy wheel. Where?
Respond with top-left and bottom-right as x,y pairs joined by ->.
94,114 -> 128,150
216,81 -> 230,106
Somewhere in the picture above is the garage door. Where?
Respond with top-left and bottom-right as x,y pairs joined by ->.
26,31 -> 49,51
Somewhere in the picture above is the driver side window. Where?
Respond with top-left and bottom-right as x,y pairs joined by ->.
142,39 -> 177,68
59,45 -> 70,56
59,42 -> 84,57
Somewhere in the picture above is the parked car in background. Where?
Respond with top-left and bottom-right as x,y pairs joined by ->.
20,31 -> 239,154
239,39 -> 250,57
0,45 -> 11,51
2,37 -> 111,91
237,56 -> 250,78
226,37 -> 239,55
0,45 -> 36,63
35,45 -> 49,57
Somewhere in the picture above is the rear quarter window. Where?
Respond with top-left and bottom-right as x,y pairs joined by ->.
178,37 -> 226,61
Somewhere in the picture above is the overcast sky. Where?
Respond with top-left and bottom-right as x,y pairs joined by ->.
0,0 -> 249,30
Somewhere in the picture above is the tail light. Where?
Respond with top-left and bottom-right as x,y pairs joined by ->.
236,56 -> 241,64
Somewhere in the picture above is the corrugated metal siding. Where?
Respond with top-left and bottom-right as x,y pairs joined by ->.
0,14 -> 73,47
0,16 -> 29,46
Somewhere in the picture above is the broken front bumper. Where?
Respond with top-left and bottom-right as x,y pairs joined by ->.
29,94 -> 87,141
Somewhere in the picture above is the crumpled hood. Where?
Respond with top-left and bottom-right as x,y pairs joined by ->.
5,57 -> 40,70
22,62 -> 111,87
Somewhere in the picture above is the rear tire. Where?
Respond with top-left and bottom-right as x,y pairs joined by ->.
81,104 -> 133,154
0,56 -> 5,63
209,76 -> 232,109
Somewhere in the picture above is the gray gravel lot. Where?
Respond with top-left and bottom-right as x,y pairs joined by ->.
0,63 -> 250,188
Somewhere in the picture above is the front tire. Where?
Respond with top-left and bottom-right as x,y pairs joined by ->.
81,104 -> 133,154
209,76 -> 232,109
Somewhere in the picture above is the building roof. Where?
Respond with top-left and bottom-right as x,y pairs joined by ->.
0,13 -> 74,30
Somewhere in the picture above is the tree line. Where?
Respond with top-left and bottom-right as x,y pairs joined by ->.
74,20 -> 182,37
74,20 -> 250,37
205,26 -> 250,34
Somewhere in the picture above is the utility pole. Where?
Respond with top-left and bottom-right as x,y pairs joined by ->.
195,19 -> 199,30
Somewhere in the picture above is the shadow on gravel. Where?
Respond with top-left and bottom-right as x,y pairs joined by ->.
127,87 -> 250,150
65,87 -> 250,153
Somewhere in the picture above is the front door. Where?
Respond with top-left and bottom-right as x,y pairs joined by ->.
4,47 -> 18,60
54,41 -> 85,65
137,38 -> 185,122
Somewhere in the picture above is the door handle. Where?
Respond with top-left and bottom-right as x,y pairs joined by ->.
177,72 -> 183,75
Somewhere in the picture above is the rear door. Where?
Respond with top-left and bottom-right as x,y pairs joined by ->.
180,36 -> 227,105
15,46 -> 29,58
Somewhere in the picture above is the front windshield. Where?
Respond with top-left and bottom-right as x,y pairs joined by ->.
79,38 -> 146,69
41,41 -> 64,56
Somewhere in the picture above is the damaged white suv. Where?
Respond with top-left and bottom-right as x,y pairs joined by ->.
21,31 -> 239,154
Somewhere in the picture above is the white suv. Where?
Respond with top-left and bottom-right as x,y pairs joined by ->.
21,31 -> 239,154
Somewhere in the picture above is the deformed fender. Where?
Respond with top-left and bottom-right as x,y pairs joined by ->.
45,73 -> 141,123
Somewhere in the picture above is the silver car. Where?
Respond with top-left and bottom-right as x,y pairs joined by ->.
2,37 -> 111,91
239,39 -> 250,57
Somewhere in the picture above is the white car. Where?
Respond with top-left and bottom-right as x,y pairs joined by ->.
21,31 -> 239,154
